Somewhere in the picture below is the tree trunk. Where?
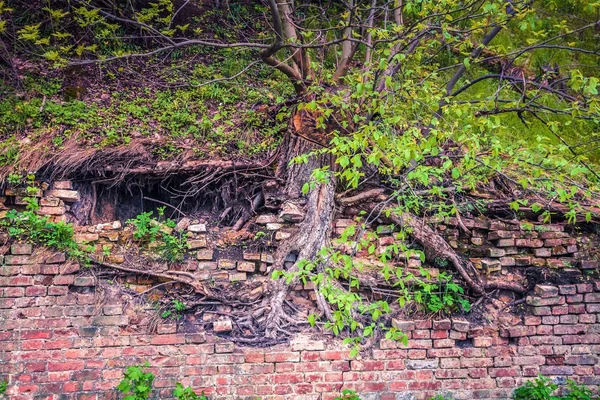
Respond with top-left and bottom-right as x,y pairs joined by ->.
263,112 -> 337,339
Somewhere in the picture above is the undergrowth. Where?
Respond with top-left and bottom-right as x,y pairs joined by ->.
0,198 -> 84,260
126,207 -> 188,263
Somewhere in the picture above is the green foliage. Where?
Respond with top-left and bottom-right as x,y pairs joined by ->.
0,380 -> 7,396
413,270 -> 471,314
126,207 -> 187,263
514,376 -> 598,400
116,364 -> 155,400
0,198 -> 83,260
173,383 -> 207,400
334,389 -> 361,400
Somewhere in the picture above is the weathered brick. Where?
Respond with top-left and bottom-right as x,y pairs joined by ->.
53,275 -> 74,285
584,293 -> 600,303
4,255 -> 34,265
11,244 -> 33,255
540,366 -> 574,375
73,276 -> 95,286
515,239 -> 543,248
534,285 -> 559,298
564,355 -> 598,365
392,320 -> 415,331
526,296 -> 564,306
559,285 -> 577,295
577,284 -> 594,293
406,359 -> 438,369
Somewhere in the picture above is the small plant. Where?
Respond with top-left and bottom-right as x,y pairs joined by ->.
127,207 -> 188,262
254,231 -> 267,240
514,375 -> 597,400
173,383 -> 207,400
116,364 -> 155,400
412,270 -> 471,314
173,300 -> 186,313
0,198 -> 84,260
335,389 -> 361,400
0,380 -> 7,396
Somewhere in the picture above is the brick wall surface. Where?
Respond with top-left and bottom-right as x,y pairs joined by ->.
1,181 -> 600,400
1,247 -> 599,400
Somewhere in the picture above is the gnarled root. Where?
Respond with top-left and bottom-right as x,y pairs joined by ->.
387,212 -> 527,295
264,180 -> 336,339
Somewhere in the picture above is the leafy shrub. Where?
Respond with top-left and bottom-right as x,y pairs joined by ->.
0,380 -> 7,396
173,383 -> 207,400
116,364 -> 155,400
127,207 -> 188,262
0,199 -> 83,260
514,376 -> 597,400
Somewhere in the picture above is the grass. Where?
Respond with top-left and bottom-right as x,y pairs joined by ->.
0,48 -> 293,171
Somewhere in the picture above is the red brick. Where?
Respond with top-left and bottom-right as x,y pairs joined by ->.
48,361 -> 84,371
264,352 -> 300,363
53,275 -> 75,285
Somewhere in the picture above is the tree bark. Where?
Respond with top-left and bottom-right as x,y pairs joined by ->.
264,112 -> 337,339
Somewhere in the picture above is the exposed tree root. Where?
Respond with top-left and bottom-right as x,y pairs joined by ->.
264,179 -> 336,338
89,257 -> 212,296
387,212 -> 527,295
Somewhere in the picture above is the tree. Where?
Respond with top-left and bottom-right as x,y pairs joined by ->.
2,0 -> 600,345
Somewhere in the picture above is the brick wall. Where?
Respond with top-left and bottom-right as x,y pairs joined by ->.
1,244 -> 599,400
